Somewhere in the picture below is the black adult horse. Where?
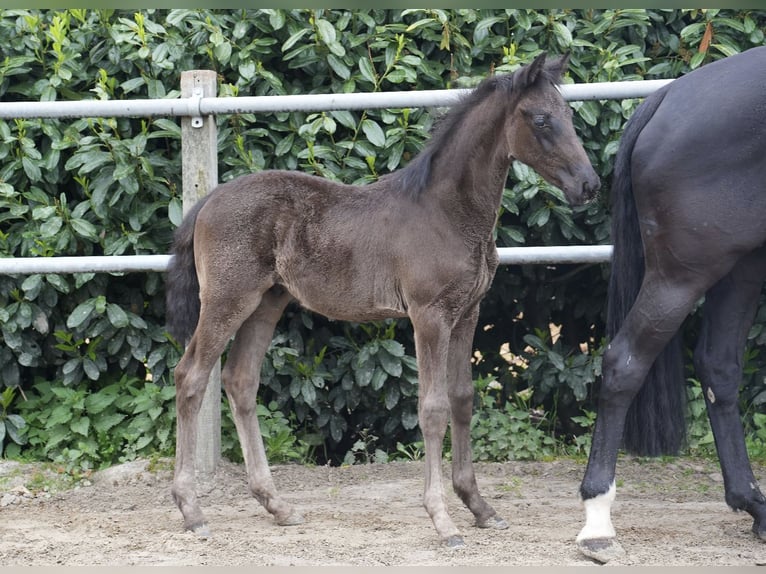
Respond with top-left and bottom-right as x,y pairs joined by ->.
577,45 -> 766,562
166,52 -> 599,548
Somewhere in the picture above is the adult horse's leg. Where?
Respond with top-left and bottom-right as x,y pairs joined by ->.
172,288 -> 265,536
221,287 -> 304,526
447,304 -> 507,530
693,247 -> 766,538
410,307 -> 462,547
577,263 -> 730,562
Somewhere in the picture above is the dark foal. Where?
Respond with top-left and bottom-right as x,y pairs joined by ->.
165,52 -> 599,547
577,46 -> 766,562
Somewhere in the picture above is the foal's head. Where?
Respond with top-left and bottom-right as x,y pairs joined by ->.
505,52 -> 600,205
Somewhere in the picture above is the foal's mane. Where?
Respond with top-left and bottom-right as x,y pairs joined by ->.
383,66 -> 556,199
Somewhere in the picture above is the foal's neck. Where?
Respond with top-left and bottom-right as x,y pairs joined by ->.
428,96 -> 515,238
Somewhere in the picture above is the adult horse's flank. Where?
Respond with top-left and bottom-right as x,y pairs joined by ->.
577,45 -> 766,562
165,52 -> 599,547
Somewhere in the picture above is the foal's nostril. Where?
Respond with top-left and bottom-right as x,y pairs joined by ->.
583,175 -> 601,200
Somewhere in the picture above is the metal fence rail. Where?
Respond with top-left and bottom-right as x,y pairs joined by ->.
0,78 -> 672,120
0,246 -> 615,275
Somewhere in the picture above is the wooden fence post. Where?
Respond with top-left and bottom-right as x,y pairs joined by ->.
180,70 -> 220,479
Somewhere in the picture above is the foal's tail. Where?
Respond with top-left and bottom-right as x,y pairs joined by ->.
165,197 -> 212,345
607,84 -> 687,456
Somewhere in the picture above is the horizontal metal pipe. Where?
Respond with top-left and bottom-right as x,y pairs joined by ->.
0,247 -> 612,275
0,79 -> 672,120
0,255 -> 172,274
497,245 -> 612,265
0,98 -> 197,120
201,79 -> 673,115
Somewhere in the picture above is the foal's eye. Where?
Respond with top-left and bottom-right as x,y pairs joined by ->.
533,115 -> 547,128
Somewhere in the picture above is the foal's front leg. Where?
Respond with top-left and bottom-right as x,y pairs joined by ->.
448,305 -> 507,530
411,308 -> 463,547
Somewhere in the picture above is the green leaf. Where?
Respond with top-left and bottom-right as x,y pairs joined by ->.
46,405 -> 73,429
282,28 -> 310,52
315,19 -> 336,45
168,197 -> 183,227
40,216 -> 63,237
553,22 -> 573,47
85,388 -> 119,415
82,358 -> 101,381
70,218 -> 98,241
239,60 -> 256,81
32,205 -> 56,220
67,299 -> 96,329
548,351 -> 565,371
576,101 -> 599,126
384,384 -> 400,410
371,367 -> 388,391
214,41 -> 232,63
45,425 -> 70,451
380,339 -> 405,357
120,77 -> 145,94
378,349 -> 402,377
401,410 -> 419,430
301,379 -> 317,404
70,416 -> 90,437
353,357 -> 375,387
358,57 -> 377,85
327,54 -> 350,80
106,303 -> 129,328
22,156 -> 41,181
361,119 -> 386,147
21,274 -> 43,296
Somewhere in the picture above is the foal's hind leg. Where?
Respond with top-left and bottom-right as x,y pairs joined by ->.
172,288 -> 266,536
222,287 -> 303,526
693,248 -> 766,539
448,304 -> 507,531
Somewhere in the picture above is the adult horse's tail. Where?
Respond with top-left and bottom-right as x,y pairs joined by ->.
165,197 -> 211,345
607,85 -> 687,456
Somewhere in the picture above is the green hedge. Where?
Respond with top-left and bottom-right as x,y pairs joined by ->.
1,9 -> 765,465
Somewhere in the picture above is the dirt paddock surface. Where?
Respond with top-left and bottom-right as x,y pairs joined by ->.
2,456 -> 766,567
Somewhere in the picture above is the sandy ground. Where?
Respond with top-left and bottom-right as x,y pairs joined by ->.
1,455 -> 766,567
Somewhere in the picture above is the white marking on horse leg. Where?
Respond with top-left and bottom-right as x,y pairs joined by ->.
707,387 -> 716,403
577,481 -> 617,542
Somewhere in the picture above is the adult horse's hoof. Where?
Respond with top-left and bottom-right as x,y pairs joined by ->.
477,515 -> 509,530
577,537 -> 625,563
276,511 -> 304,526
444,534 -> 465,549
752,521 -> 766,541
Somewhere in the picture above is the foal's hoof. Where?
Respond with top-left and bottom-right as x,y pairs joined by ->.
277,511 -> 304,526
190,523 -> 211,539
477,515 -> 509,530
444,535 -> 465,549
577,537 -> 625,563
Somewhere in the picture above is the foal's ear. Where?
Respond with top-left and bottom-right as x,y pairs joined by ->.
544,51 -> 571,81
514,51 -> 548,90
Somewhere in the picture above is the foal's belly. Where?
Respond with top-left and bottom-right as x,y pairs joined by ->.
277,258 -> 409,322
